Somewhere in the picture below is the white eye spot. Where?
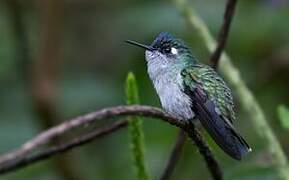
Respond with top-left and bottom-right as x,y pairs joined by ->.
171,47 -> 178,55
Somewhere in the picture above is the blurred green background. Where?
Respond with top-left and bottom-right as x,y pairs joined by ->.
0,0 -> 289,179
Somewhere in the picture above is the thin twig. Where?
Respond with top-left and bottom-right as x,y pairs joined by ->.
186,124 -> 222,180
160,130 -> 186,180
0,120 -> 128,174
0,105 -> 221,179
0,105 -> 180,166
210,0 -> 238,69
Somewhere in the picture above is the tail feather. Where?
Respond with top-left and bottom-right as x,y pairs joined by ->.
188,86 -> 251,160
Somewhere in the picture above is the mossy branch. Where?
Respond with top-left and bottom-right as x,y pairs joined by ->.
173,0 -> 289,179
126,72 -> 149,180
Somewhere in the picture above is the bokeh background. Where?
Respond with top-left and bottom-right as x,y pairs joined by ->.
0,0 -> 289,179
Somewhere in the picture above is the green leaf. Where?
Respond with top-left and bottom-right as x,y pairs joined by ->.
125,72 -> 149,180
277,105 -> 289,130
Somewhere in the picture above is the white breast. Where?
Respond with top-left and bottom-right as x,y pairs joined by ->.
147,61 -> 195,121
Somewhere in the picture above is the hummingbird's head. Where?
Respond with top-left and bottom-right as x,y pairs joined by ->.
126,32 -> 196,66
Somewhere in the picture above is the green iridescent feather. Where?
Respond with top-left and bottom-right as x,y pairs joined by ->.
181,64 -> 235,123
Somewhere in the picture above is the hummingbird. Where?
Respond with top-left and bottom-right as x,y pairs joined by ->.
125,32 -> 251,160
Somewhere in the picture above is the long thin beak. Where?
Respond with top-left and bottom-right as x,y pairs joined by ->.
125,40 -> 154,51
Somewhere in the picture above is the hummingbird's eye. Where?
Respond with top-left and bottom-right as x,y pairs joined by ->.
163,47 -> 171,54
162,47 -> 178,55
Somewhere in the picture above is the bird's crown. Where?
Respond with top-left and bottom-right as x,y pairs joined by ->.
150,32 -> 190,54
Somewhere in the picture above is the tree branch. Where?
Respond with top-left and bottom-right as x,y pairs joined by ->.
186,124 -> 222,180
0,120 -> 128,174
160,130 -> 186,180
210,0 -> 238,69
0,105 -> 179,166
0,105 -> 221,180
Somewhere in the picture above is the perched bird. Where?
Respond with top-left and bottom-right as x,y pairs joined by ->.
126,32 -> 251,160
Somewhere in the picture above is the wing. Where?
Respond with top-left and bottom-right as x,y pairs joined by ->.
181,66 -> 251,160
182,65 -> 235,123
